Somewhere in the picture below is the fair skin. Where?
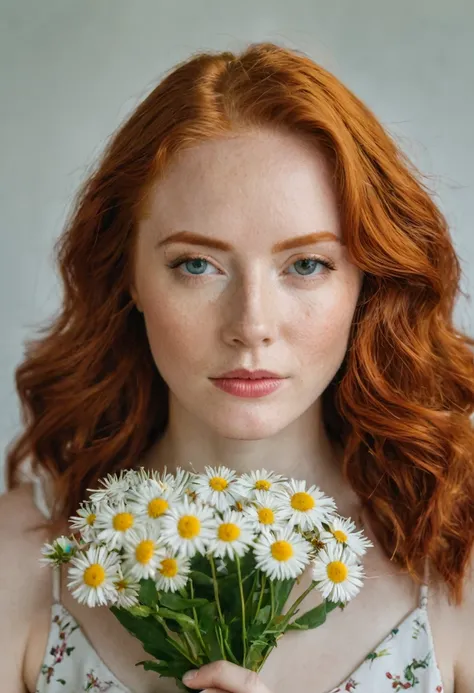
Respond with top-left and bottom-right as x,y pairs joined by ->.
0,126 -> 472,692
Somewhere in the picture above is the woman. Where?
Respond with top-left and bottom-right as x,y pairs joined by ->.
2,41 -> 473,693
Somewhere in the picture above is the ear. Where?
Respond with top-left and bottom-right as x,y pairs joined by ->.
130,285 -> 143,313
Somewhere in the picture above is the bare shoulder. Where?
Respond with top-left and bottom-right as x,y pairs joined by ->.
450,549 -> 474,692
0,484 -> 54,690
0,482 -> 54,607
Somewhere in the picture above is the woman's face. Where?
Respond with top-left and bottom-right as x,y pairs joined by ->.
132,128 -> 363,440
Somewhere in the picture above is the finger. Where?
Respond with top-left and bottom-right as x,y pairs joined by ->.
182,661 -> 270,693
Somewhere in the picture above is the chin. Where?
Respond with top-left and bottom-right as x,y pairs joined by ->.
208,412 -> 290,441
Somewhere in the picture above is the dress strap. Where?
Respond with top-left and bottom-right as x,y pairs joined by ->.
419,557 -> 430,610
32,472 -> 62,604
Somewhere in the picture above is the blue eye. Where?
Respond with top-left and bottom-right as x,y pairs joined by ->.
182,258 -> 210,275
290,258 -> 327,276
167,255 -> 336,281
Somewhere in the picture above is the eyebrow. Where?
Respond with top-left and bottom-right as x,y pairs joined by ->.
155,230 -> 342,252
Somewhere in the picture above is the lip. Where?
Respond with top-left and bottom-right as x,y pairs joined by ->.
211,377 -> 284,398
211,368 -> 283,380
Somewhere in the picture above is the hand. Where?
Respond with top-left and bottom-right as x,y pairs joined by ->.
182,660 -> 273,693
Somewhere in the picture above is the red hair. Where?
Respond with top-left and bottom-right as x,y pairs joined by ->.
6,42 -> 474,603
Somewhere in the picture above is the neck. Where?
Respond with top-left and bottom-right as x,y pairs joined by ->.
142,395 -> 362,520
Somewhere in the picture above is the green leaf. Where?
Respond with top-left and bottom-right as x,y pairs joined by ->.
156,608 -> 196,631
128,605 -> 153,618
139,660 -> 168,675
285,621 -> 308,630
159,592 -> 208,611
139,578 -> 158,608
190,570 -> 214,586
139,657 -> 191,679
245,640 -> 267,670
325,599 -> 340,614
287,599 -> 340,631
288,602 -> 327,629
273,578 -> 296,613
110,606 -> 176,660
255,604 -> 272,625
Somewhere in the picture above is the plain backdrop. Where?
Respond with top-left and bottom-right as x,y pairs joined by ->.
1,0 -> 473,493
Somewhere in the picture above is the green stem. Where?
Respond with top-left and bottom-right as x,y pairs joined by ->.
256,581 -> 321,674
235,555 -> 247,664
270,580 -> 276,622
224,638 -> 240,665
155,614 -> 200,667
183,632 -> 198,661
209,556 -> 229,661
278,580 -> 318,631
189,578 -> 209,659
165,635 -> 200,667
209,555 -> 225,625
255,573 -> 266,619
215,624 -> 228,662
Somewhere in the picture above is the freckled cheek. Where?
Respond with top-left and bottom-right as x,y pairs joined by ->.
287,298 -> 355,361
140,296 -> 215,370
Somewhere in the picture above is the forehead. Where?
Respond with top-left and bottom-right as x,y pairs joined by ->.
139,129 -> 342,246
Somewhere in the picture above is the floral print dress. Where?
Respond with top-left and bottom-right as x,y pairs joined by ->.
33,474 -> 444,692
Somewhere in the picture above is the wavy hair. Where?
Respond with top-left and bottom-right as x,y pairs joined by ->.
5,42 -> 474,604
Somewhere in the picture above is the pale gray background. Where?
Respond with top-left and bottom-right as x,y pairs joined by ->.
1,0 -> 473,493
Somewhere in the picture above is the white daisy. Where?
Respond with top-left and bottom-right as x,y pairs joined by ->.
127,480 -> 176,527
235,469 -> 286,499
160,497 -> 216,557
125,466 -> 154,489
40,535 -> 78,567
113,568 -> 141,608
277,479 -> 336,531
155,552 -> 191,593
122,524 -> 166,580
67,545 -> 120,607
87,471 -> 131,504
311,542 -> 365,603
161,467 -> 194,496
243,491 -> 287,535
69,502 -> 99,542
207,509 -> 255,560
94,500 -> 139,550
253,525 -> 312,580
191,466 -> 242,512
320,516 -> 373,557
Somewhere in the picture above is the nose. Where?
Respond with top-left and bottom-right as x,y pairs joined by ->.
219,273 -> 278,348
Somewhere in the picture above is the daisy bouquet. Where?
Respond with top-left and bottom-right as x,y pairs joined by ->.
41,466 -> 372,691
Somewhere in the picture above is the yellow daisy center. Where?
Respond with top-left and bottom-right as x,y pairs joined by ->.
115,578 -> 128,591
255,479 -> 272,491
148,498 -> 169,518
271,540 -> 294,562
209,476 -> 228,492
113,512 -> 134,532
258,508 -> 275,524
333,529 -> 348,543
290,492 -> 315,512
178,515 -> 201,539
160,558 -> 179,578
326,561 -> 348,583
83,563 -> 106,587
218,523 -> 241,542
135,539 -> 156,564
86,513 -> 96,526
